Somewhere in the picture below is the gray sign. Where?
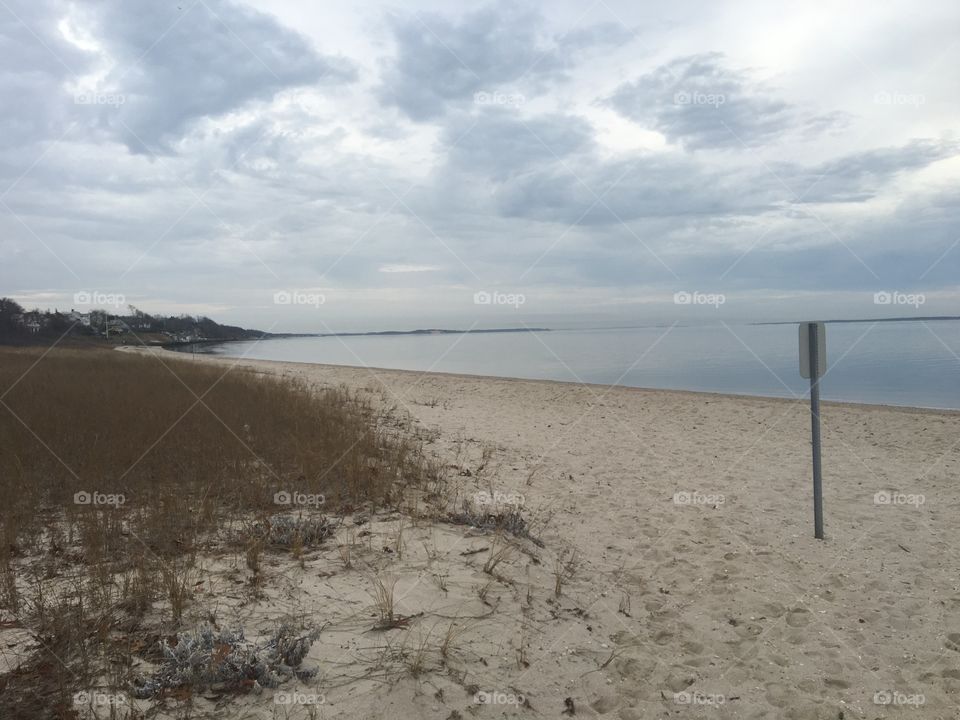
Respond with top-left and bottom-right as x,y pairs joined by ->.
799,321 -> 826,379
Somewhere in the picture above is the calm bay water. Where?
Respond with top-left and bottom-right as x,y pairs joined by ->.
188,320 -> 960,410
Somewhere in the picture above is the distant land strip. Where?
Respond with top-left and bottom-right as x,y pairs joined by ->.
752,316 -> 960,325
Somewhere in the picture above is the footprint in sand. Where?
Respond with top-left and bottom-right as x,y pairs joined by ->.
680,640 -> 704,655
785,608 -> 811,627
653,630 -> 673,646
824,677 -> 851,689
946,633 -> 960,652
764,681 -> 791,707
759,602 -> 786,618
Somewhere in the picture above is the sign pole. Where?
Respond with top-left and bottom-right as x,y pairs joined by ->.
808,323 -> 824,539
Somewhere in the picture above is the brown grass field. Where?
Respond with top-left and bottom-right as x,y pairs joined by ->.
0,346 -> 441,718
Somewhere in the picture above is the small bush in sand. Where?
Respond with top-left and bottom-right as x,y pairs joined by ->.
133,624 -> 321,698
448,497 -> 533,541
260,514 -> 337,549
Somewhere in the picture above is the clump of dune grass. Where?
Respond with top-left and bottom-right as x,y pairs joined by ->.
370,574 -> 399,629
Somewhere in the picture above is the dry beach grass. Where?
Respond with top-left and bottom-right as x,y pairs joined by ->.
0,346 -> 440,718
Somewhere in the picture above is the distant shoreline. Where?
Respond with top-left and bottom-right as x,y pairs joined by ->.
165,326 -> 551,349
752,316 -> 960,325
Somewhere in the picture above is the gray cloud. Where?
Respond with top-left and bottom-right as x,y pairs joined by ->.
433,109 -> 788,225
556,22 -> 635,53
606,53 -> 846,149
442,108 -> 594,180
0,1 -> 94,149
378,2 -> 630,121
779,139 -> 959,203
72,0 -> 355,153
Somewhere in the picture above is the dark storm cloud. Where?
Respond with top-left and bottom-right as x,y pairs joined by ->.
606,53 -> 846,149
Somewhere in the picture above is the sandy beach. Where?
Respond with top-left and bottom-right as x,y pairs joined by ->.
109,348 -> 960,718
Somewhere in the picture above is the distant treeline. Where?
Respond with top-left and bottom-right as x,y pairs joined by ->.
0,297 -> 268,345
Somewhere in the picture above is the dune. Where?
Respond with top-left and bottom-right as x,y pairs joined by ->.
112,346 -> 960,718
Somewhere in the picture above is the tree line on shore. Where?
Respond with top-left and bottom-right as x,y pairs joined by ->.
0,297 -> 267,345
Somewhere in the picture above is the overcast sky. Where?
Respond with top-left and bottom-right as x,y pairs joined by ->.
1,0 -> 958,331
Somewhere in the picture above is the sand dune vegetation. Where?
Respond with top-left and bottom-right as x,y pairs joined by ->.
0,346 -> 443,718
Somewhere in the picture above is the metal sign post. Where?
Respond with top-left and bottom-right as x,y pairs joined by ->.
799,322 -> 826,539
